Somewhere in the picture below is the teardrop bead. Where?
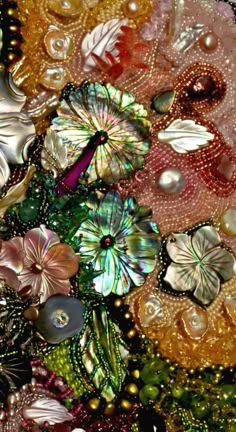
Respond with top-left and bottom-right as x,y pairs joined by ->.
152,90 -> 176,114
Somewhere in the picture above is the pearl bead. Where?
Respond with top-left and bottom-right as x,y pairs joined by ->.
199,31 -> 218,52
138,293 -> 164,328
180,305 -> 208,340
157,168 -> 185,195
39,66 -> 69,91
220,208 -> 236,236
48,0 -> 81,17
123,0 -> 142,18
44,29 -> 73,60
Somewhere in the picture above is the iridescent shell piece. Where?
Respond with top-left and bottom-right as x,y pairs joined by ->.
51,82 -> 151,184
75,191 -> 160,296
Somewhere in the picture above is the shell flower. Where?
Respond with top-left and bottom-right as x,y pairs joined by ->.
0,69 -> 35,191
163,225 -> 235,306
75,191 -> 160,296
51,81 -> 151,184
7,225 -> 79,303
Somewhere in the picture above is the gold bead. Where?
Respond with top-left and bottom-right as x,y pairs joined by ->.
9,25 -> 18,32
126,328 -> 137,339
124,312 -> 132,320
87,398 -> 100,411
104,402 -> 116,417
7,8 -> 15,16
114,298 -> 123,308
120,399 -> 132,411
7,393 -> 16,405
10,40 -> 18,47
0,410 -> 5,421
7,53 -> 16,61
23,306 -> 39,321
125,383 -> 139,395
132,369 -> 140,379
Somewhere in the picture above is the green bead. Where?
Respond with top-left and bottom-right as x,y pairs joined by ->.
19,198 -> 40,222
192,402 -> 210,420
140,359 -> 167,385
139,384 -> 159,405
221,384 -> 236,401
152,90 -> 176,114
172,385 -> 185,399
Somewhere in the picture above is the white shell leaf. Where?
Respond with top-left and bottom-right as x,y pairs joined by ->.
81,18 -> 128,72
158,118 -> 214,154
23,398 -> 73,425
41,129 -> 68,177
0,150 -> 10,190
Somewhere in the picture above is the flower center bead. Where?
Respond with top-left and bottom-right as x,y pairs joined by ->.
31,263 -> 43,274
100,234 -> 115,249
51,309 -> 69,328
90,130 -> 109,148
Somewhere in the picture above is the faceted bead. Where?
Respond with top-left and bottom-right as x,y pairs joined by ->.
180,305 -> 208,340
192,402 -> 210,420
18,198 -> 40,222
152,90 -> 176,114
140,359 -> 167,385
220,209 -> 236,236
44,29 -> 74,60
39,66 -> 69,91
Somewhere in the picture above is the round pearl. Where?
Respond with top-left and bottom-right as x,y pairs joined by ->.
157,168 -> 185,195
199,31 -> 218,52
220,208 -> 236,236
123,0 -> 142,18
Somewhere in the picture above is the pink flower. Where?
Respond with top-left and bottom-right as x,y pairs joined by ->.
3,226 -> 79,303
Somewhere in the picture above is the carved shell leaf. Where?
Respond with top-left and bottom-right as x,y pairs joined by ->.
0,151 -> 10,190
158,118 -> 214,153
23,398 -> 73,425
81,18 -> 128,72
41,129 -> 68,177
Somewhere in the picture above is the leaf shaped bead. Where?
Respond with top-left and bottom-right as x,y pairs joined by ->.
23,398 -> 73,425
41,129 -> 68,177
158,118 -> 214,153
81,18 -> 128,72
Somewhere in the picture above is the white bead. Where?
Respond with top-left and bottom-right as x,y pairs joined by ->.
220,208 -> 236,236
157,168 -> 185,195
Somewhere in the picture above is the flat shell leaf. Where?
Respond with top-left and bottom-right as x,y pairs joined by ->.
81,18 -> 128,72
158,118 -> 214,153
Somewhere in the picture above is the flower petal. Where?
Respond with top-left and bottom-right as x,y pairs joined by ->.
23,226 -> 60,265
43,243 -> 79,279
39,273 -> 71,303
0,266 -> 20,290
0,237 -> 24,273
93,249 -> 117,296
193,266 -> 220,305
164,262 -> 196,292
97,191 -> 124,237
203,247 -> 235,281
191,226 -> 221,257
166,233 -> 197,264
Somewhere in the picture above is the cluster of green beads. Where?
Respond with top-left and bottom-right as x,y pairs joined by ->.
44,339 -> 86,397
138,351 -> 236,432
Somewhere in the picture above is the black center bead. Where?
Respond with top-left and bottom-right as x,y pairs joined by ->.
100,234 -> 115,249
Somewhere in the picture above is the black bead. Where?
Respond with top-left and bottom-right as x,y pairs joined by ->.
138,407 -> 166,432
